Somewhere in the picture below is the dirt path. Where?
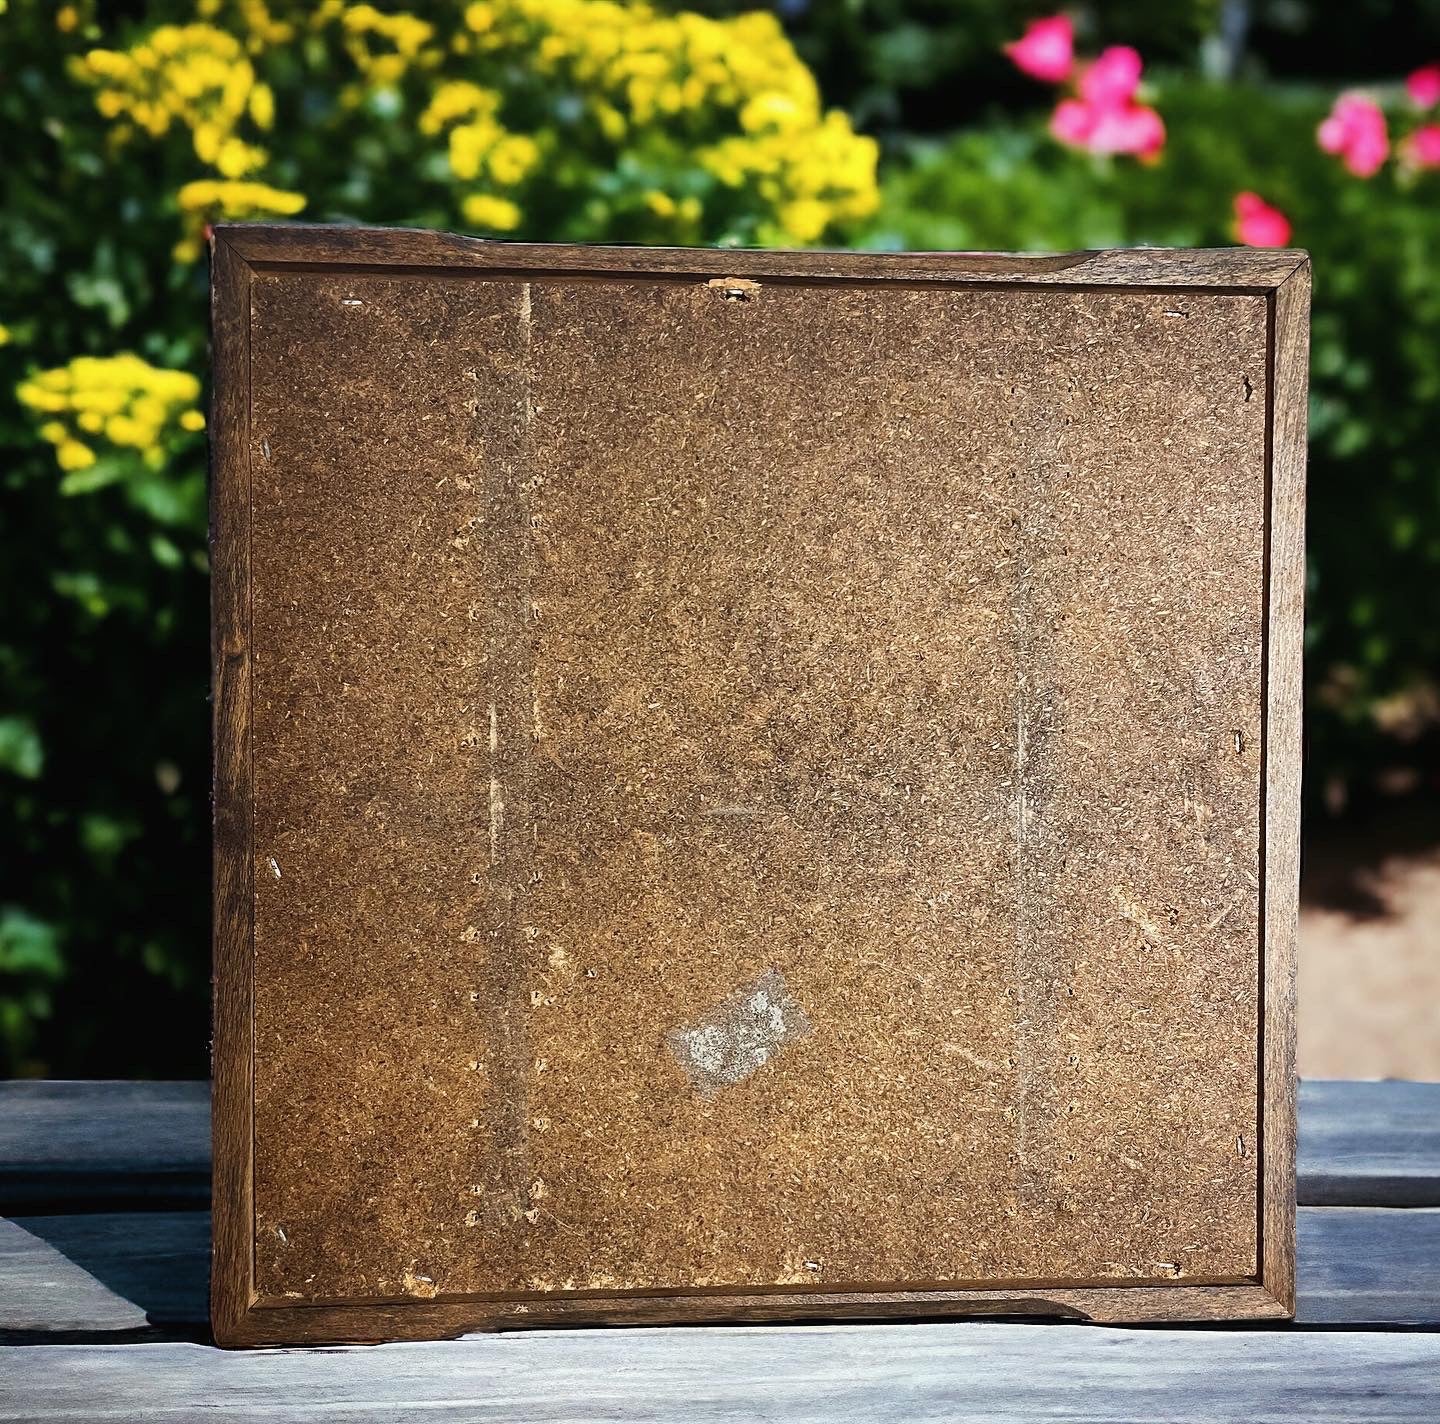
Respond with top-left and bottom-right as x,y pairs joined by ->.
1300,803 -> 1440,1081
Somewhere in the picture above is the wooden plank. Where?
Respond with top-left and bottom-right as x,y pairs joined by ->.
4,1206 -> 1434,1338
1300,1080 -> 1440,1206
209,228 -> 257,1347
211,228 -> 1304,1344
2,1326 -> 1438,1423
0,1082 -> 209,1212
1297,1208 -> 1440,1327
3,1078 -> 1429,1216
220,223 -> 1310,290
0,1214 -> 207,1339
1259,258 -> 1309,1314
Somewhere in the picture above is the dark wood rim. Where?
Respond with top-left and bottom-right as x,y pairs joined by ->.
210,227 -> 1307,1347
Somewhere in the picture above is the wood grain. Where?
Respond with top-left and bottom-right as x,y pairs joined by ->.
1296,1208 -> 1440,1326
208,229 -> 256,1347
6,1204 -> 1439,1339
5,1078 -> 1426,1213
0,1082 -> 208,1212
1300,1080 -> 1440,1206
4,1325 -> 1438,1423
209,227 -> 1307,1345
1260,257 -> 1311,1314
218,224 -> 1309,290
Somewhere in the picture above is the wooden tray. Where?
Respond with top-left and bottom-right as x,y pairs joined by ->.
210,226 -> 1308,1346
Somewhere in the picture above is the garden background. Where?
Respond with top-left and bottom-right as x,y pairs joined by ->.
4,0 -> 1440,1078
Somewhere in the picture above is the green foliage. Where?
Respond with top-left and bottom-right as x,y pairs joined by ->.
0,718 -> 45,780
2,3 -> 1437,1075
1,0 -> 881,1076
697,0 -> 1219,134
0,908 -> 65,1068
872,77 -> 1440,790
2,9 -> 213,1078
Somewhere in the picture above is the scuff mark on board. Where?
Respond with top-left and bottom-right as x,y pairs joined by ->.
706,276 -> 761,302
667,967 -> 811,1098
401,1267 -> 439,1298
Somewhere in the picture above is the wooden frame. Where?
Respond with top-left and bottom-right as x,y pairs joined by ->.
211,226 -> 1308,1347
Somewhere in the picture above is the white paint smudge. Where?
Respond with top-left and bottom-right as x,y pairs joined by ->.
667,968 -> 811,1098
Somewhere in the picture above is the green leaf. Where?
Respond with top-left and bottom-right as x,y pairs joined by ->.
0,716 -> 43,779
0,907 -> 63,980
125,470 -> 206,529
58,459 -> 127,496
79,813 -> 140,860
149,533 -> 184,568
64,269 -> 130,329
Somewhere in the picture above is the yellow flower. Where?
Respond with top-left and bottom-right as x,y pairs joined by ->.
215,136 -> 265,178
233,0 -> 295,51
173,179 -> 306,261
777,198 -> 829,244
106,415 -> 147,448
17,354 -> 204,476
487,133 -> 539,186
419,80 -> 499,136
248,82 -> 275,129
74,24 -> 269,176
0,323 -> 10,347
16,383 -> 67,413
341,3 -> 437,84
57,441 -> 97,471
448,121 -> 498,182
461,193 -> 522,230
429,0 -> 878,245
80,1 -> 876,265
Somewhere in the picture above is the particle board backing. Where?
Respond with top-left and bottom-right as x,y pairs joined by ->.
211,228 -> 1307,1345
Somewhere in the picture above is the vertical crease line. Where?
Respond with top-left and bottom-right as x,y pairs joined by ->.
504,278 -> 536,1233
478,280 -> 538,1251
1012,487 -> 1032,1194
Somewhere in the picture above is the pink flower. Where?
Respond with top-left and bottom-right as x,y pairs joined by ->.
1005,15 -> 1074,84
1080,46 -> 1143,108
1050,98 -> 1093,147
1318,93 -> 1389,177
1407,64 -> 1440,108
1234,192 -> 1292,247
1401,123 -> 1440,168
1050,96 -> 1165,158
1034,31 -> 1163,161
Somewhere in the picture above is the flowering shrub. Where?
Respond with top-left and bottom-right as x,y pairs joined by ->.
5,1 -> 1440,1074
16,356 -> 206,536
1317,68 -> 1440,180
0,0 -> 877,1074
75,22 -> 275,177
1005,16 -> 1164,160
71,1 -> 878,254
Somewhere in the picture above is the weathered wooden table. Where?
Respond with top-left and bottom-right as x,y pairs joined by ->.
1,1079 -> 1436,1420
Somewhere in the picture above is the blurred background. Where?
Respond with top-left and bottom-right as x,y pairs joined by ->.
2,0 -> 1438,1081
